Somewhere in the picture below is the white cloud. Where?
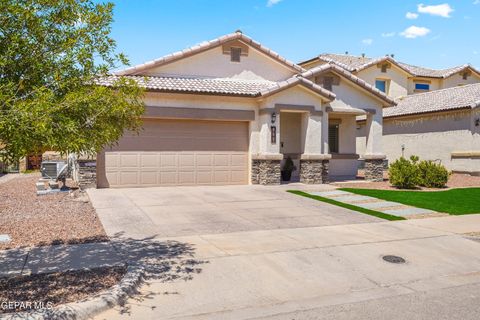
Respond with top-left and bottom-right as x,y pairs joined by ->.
400,26 -> 431,38
474,0 -> 480,4
474,50 -> 479,55
406,12 -> 419,19
267,0 -> 282,7
417,3 -> 454,18
362,38 -> 373,45
381,32 -> 396,38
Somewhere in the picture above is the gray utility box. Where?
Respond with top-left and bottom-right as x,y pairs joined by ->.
41,160 -> 67,180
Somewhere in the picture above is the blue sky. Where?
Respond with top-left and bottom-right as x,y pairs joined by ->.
110,0 -> 480,70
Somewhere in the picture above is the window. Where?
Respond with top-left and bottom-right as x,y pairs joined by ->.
323,76 -> 333,91
375,79 -> 387,93
230,47 -> 241,62
415,83 -> 430,91
381,64 -> 388,73
328,124 -> 339,153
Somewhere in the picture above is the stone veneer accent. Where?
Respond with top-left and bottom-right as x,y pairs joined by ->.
299,160 -> 330,184
251,159 -> 281,185
364,159 -> 384,182
77,159 -> 97,189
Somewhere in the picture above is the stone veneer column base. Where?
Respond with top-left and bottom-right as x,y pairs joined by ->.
299,155 -> 331,184
364,155 -> 385,182
251,154 -> 282,185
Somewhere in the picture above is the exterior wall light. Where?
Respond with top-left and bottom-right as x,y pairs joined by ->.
271,112 -> 276,124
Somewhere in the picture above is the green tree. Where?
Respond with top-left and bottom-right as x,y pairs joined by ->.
0,0 -> 144,161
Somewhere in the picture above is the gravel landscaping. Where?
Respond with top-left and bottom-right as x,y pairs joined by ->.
333,173 -> 480,190
0,266 -> 126,314
0,174 -> 108,250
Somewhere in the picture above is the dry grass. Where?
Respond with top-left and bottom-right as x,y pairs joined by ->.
0,266 -> 126,313
0,174 -> 108,250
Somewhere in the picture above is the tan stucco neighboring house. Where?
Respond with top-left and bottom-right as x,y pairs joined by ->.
95,31 -> 394,188
357,84 -> 480,175
301,53 -> 480,176
300,53 -> 480,98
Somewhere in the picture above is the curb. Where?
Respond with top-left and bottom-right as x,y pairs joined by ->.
1,265 -> 145,320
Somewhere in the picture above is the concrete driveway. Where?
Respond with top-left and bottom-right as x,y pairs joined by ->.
87,184 -> 379,239
88,186 -> 480,320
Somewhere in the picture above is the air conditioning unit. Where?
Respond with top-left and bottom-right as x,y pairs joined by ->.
40,161 -> 67,180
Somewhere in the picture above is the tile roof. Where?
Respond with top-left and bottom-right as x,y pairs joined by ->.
96,75 -> 276,97
96,75 -> 335,100
301,63 -> 396,106
116,31 -> 305,76
307,53 -> 480,79
384,83 -> 480,118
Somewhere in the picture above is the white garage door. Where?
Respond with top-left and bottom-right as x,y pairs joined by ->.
100,119 -> 249,187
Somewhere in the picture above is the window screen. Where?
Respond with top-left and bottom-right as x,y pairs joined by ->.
323,77 -> 333,91
329,124 -> 339,153
230,47 -> 241,62
375,80 -> 387,93
415,83 -> 430,91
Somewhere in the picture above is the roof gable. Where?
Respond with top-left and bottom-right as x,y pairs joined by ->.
116,31 -> 304,79
301,63 -> 396,106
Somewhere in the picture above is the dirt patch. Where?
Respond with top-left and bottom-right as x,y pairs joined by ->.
0,266 -> 126,314
333,173 -> 480,191
0,174 -> 108,250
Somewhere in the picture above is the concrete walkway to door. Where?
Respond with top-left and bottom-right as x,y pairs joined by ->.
87,184 -> 380,239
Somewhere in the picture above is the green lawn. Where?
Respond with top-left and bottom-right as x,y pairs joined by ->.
287,190 -> 405,221
339,187 -> 480,215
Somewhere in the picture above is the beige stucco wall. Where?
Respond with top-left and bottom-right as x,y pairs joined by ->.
142,46 -> 295,82
357,110 -> 480,173
442,72 -> 480,89
356,65 -> 409,98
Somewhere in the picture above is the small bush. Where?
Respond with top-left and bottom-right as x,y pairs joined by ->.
389,156 -> 421,189
418,160 -> 450,188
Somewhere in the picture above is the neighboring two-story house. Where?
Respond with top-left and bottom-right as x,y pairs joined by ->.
300,54 -> 480,176
95,32 -> 395,188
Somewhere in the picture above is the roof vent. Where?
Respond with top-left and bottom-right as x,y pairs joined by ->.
345,51 -> 349,55
391,54 -> 395,58
362,53 -> 365,58
235,29 -> 243,34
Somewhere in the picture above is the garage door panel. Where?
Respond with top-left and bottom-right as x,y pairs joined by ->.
140,154 -> 159,167
178,172 -> 195,185
103,119 -> 248,187
160,172 -> 177,185
160,154 -> 177,167
120,154 -> 139,167
140,172 -> 157,185
120,171 -> 139,185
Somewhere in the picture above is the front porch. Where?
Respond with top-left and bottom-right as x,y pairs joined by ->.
251,106 -> 384,185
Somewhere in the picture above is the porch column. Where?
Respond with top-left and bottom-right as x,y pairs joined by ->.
251,110 -> 282,185
364,111 -> 385,181
300,111 -> 331,184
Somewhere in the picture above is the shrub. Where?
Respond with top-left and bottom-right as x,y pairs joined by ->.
389,156 -> 421,189
418,160 -> 450,188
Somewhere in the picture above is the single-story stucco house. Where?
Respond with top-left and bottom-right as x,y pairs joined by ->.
95,31 -> 394,188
